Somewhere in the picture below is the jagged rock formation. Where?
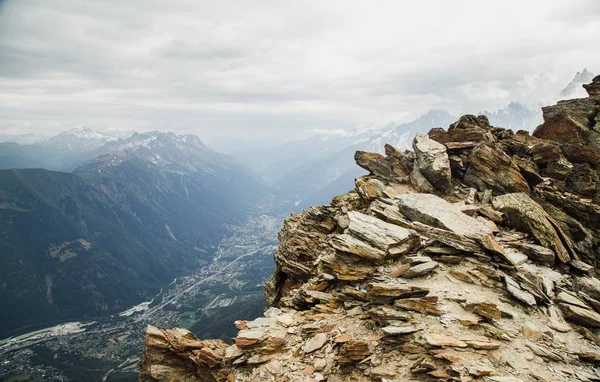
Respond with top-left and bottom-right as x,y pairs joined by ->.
140,77 -> 600,381
560,69 -> 596,98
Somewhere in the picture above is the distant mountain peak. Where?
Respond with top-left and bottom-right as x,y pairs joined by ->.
480,101 -> 542,131
39,126 -> 117,152
65,126 -> 112,140
560,68 -> 595,97
121,131 -> 205,148
77,130 -> 221,175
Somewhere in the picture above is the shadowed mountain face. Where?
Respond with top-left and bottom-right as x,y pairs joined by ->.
75,132 -> 267,248
0,169 -> 201,337
0,131 -> 266,338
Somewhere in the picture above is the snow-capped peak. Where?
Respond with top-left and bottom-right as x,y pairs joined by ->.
67,127 -> 112,140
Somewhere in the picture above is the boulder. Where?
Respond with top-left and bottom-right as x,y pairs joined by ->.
492,193 -> 573,263
355,151 -> 395,178
445,114 -> 494,143
355,177 -> 385,201
534,113 -> 592,145
412,134 -> 452,193
463,142 -> 530,194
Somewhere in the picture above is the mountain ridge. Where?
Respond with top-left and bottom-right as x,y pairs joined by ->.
139,76 -> 600,382
0,130 -> 267,338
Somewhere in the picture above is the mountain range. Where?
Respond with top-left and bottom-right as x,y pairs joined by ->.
227,104 -> 541,210
0,69 -> 592,337
223,70 -> 592,210
0,127 -> 135,172
0,130 -> 265,338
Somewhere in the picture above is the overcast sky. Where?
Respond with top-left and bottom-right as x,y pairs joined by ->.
0,0 -> 599,142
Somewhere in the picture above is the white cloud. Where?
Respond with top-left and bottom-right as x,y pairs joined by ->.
0,0 -> 598,140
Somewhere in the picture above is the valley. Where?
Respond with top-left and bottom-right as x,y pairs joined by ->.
0,210 -> 282,382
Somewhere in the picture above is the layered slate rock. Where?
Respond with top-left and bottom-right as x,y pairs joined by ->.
345,211 -> 420,257
463,142 -> 530,194
492,193 -> 573,263
412,134 -> 452,193
141,78 -> 600,382
395,193 -> 506,258
140,326 -> 230,382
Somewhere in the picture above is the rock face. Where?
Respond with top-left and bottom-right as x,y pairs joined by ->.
141,78 -> 600,382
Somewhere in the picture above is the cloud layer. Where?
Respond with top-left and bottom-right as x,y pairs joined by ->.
0,0 -> 599,141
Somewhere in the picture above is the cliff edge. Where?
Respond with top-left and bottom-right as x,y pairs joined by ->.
140,76 -> 600,382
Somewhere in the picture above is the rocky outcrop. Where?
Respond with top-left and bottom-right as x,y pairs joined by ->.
141,78 -> 600,382
139,326 -> 231,382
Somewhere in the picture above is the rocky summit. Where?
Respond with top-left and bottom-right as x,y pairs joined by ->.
139,77 -> 600,382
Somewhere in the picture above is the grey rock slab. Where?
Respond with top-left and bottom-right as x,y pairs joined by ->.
303,333 -> 329,354
525,342 -> 565,361
556,291 -> 590,309
503,247 -> 528,266
381,325 -> 420,335
395,193 -> 493,238
246,317 -> 277,329
329,234 -> 386,262
410,221 -> 481,253
403,261 -> 439,278
346,211 -> 420,256
559,303 -> 600,327
504,275 -> 537,306
507,242 -> 555,263
573,277 -> 600,301
569,259 -> 594,274
395,193 -> 506,258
